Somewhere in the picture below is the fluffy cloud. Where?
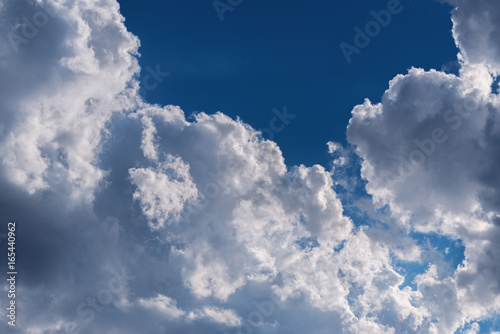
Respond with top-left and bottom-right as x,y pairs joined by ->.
0,0 -> 139,201
446,0 -> 500,74
1,0 -> 500,333
137,294 -> 185,319
129,155 -> 198,229
0,0 -> 367,327
130,107 -> 356,307
346,1 -> 500,330
187,306 -> 242,327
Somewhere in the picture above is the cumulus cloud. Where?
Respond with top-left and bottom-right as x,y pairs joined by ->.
0,0 -> 364,328
346,1 -> 500,331
0,0 -> 140,201
1,0 -> 500,333
137,294 -> 185,319
445,0 -> 500,74
129,155 -> 198,229
187,306 -> 242,327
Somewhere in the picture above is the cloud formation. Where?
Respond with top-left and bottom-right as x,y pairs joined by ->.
0,0 -> 499,333
347,0 -> 500,331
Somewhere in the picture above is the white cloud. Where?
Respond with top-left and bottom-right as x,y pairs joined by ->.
1,0 -> 500,333
0,0 -> 140,201
140,116 -> 159,161
123,102 -> 427,332
188,306 -> 242,327
446,0 -> 500,74
138,294 -> 185,319
346,11 -> 500,332
129,154 -> 198,230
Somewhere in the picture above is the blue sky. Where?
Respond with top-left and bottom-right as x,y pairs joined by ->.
1,0 -> 500,333
119,0 -> 458,167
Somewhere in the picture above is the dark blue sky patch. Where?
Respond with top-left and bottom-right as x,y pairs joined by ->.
117,0 -> 458,168
492,75 -> 500,95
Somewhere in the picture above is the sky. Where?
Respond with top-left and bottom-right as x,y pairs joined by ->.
0,0 -> 500,333
118,0 -> 459,167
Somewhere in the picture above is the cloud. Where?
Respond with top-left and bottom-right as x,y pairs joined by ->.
445,0 -> 500,74
0,0 -> 140,201
0,0 -> 365,327
188,306 -> 242,327
1,0 -> 500,333
346,1 -> 500,330
129,155 -> 198,230
138,294 -> 185,319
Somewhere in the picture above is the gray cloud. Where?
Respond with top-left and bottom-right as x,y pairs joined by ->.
1,0 -> 500,333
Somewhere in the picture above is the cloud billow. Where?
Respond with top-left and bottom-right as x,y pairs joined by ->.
0,0 -> 499,333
